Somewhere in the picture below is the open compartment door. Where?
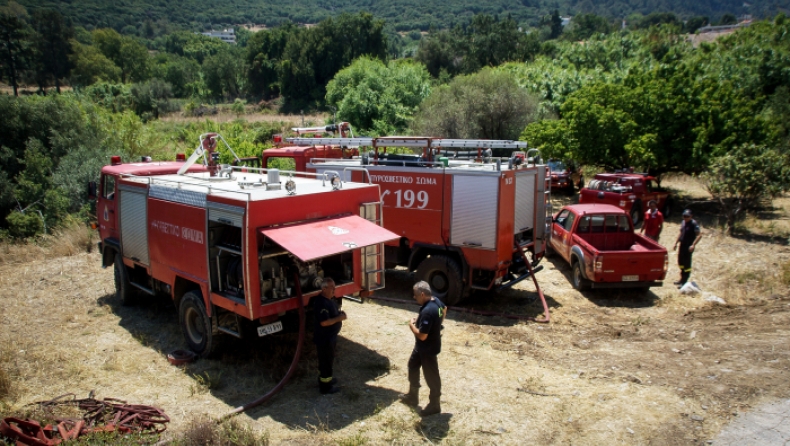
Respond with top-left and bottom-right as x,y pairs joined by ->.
259,215 -> 397,262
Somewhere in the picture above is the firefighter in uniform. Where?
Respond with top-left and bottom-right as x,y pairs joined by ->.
312,277 -> 345,394
673,209 -> 702,287
399,280 -> 446,417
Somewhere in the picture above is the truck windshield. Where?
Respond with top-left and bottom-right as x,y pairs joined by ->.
265,157 -> 296,170
548,160 -> 566,172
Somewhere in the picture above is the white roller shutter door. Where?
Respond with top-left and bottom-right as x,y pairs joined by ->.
119,185 -> 149,265
450,175 -> 499,249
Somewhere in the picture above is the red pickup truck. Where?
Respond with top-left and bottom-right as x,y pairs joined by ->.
548,159 -> 583,193
578,173 -> 672,226
549,204 -> 668,291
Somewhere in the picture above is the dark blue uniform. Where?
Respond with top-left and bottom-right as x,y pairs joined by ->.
408,297 -> 446,405
678,218 -> 701,285
313,295 -> 342,393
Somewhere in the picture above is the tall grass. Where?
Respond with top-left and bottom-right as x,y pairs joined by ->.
0,219 -> 95,265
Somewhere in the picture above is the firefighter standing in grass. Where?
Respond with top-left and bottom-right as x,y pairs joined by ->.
640,199 -> 664,242
673,209 -> 702,288
313,277 -> 345,394
399,280 -> 446,417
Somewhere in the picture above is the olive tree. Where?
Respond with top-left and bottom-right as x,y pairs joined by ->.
326,56 -> 431,135
411,68 -> 541,140
703,144 -> 790,234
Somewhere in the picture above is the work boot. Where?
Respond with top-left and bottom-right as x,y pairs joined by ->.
419,400 -> 441,417
398,388 -> 419,407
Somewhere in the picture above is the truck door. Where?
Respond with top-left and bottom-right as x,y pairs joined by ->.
98,174 -> 117,234
550,209 -> 575,261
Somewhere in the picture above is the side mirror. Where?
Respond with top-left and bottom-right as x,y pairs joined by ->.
87,181 -> 97,200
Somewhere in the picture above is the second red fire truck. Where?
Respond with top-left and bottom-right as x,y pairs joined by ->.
271,135 -> 553,305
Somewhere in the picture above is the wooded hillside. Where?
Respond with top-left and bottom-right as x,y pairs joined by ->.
12,0 -> 788,31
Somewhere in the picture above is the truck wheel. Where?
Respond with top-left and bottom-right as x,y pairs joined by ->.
630,202 -> 642,229
416,255 -> 465,306
114,253 -> 137,306
572,261 -> 590,291
179,291 -> 219,358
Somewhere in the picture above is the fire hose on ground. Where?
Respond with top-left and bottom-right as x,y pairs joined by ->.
219,274 -> 307,421
0,393 -> 170,445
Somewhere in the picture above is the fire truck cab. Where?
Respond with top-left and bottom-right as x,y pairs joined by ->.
94,134 -> 397,357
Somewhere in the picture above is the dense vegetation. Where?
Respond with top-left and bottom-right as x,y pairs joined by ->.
10,0 -> 787,32
1,0 -> 789,235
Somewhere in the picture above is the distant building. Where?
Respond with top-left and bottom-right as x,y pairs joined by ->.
561,17 -> 571,27
201,28 -> 236,44
696,16 -> 752,34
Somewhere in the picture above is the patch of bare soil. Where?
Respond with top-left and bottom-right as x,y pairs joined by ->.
1,177 -> 789,445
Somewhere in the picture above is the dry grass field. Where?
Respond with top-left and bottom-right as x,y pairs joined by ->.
1,176 -> 789,445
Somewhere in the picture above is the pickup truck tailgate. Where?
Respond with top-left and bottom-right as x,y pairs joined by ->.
596,249 -> 666,283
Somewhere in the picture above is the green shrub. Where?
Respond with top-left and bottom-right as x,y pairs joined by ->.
6,211 -> 44,238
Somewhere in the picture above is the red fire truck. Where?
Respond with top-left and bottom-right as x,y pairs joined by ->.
262,122 -> 358,171
579,172 -> 672,226
91,133 -> 397,357
274,136 -> 552,305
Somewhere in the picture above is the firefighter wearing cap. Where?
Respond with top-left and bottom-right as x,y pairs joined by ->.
312,277 -> 345,394
673,210 -> 702,287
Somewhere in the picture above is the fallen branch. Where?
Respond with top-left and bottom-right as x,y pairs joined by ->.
517,388 -> 559,397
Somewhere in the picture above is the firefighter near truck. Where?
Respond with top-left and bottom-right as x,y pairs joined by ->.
91,132 -> 398,358
274,134 -> 553,306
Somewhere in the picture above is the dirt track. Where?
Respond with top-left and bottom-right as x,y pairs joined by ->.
1,213 -> 789,444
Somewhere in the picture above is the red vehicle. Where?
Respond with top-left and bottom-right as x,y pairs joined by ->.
549,204 -> 668,291
262,122 -> 358,171
92,133 -> 397,357
547,159 -> 583,193
578,172 -> 672,226
277,135 -> 552,305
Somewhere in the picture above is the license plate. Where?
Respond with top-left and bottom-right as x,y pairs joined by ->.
622,275 -> 639,282
257,321 -> 283,337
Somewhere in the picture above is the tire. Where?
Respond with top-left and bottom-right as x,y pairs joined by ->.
571,260 -> 590,291
630,202 -> 642,229
179,290 -> 220,358
416,255 -> 465,306
114,253 -> 137,306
